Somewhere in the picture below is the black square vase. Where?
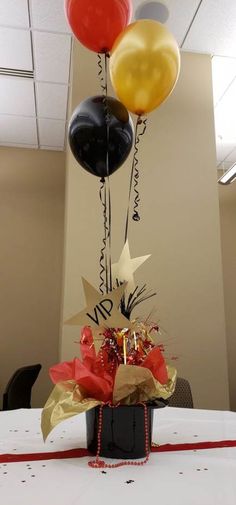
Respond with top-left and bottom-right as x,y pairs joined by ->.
86,403 -> 164,459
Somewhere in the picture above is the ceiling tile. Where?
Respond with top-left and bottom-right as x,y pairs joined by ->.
224,146 -> 236,163
0,76 -> 35,115
183,0 -> 236,57
38,118 -> 66,148
33,31 -> 71,83
36,82 -> 68,120
212,56 -> 236,105
214,78 -> 236,141
217,160 -> 233,171
0,27 -> 32,70
214,111 -> 236,143
132,0 -> 200,45
215,138 -> 236,163
0,0 -> 29,28
0,115 -> 38,144
30,0 -> 70,33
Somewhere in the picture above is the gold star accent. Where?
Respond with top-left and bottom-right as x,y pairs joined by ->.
112,241 -> 150,295
65,278 -> 131,330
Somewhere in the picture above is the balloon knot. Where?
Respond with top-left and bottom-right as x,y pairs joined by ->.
100,47 -> 109,54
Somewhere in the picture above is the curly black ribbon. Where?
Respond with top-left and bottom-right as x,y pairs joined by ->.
124,116 -> 148,243
99,177 -> 108,294
107,176 -> 112,292
98,53 -> 112,293
104,53 -> 112,292
97,53 -> 107,95
133,118 -> 147,222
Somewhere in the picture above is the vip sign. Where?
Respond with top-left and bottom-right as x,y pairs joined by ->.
86,299 -> 114,326
65,278 -> 131,329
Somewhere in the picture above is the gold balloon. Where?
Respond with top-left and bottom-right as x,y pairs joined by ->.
110,20 -> 180,115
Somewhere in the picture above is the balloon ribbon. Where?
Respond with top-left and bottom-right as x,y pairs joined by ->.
97,53 -> 107,95
124,116 -> 147,243
104,53 -> 112,292
98,53 -> 112,293
99,177 -> 108,294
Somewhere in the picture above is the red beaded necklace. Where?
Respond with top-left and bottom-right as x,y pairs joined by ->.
88,402 -> 150,469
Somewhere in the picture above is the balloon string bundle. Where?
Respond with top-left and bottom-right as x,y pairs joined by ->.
99,177 -> 108,294
104,54 -> 112,293
106,175 -> 112,293
98,53 -> 112,293
124,116 -> 148,243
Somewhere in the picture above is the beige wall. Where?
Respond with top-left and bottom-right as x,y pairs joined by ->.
0,147 -> 65,407
61,43 -> 229,410
218,178 -> 236,411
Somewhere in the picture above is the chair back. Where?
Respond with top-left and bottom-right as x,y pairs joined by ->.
3,364 -> 42,410
168,377 -> 194,408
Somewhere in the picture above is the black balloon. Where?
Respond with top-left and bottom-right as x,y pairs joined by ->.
68,96 -> 134,178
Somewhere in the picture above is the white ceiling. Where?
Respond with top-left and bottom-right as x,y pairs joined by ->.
212,56 -> 236,169
0,0 -> 236,160
0,0 -> 71,151
133,0 -> 201,47
0,27 -> 33,70
133,0 -> 236,169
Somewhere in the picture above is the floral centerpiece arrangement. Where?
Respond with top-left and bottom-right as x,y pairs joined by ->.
41,0 -> 180,468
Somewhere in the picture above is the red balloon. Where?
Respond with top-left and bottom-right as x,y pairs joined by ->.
65,0 -> 132,53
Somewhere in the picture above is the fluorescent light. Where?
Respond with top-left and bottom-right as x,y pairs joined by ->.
218,163 -> 236,185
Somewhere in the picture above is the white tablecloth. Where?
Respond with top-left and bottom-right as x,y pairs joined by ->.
0,407 -> 236,505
